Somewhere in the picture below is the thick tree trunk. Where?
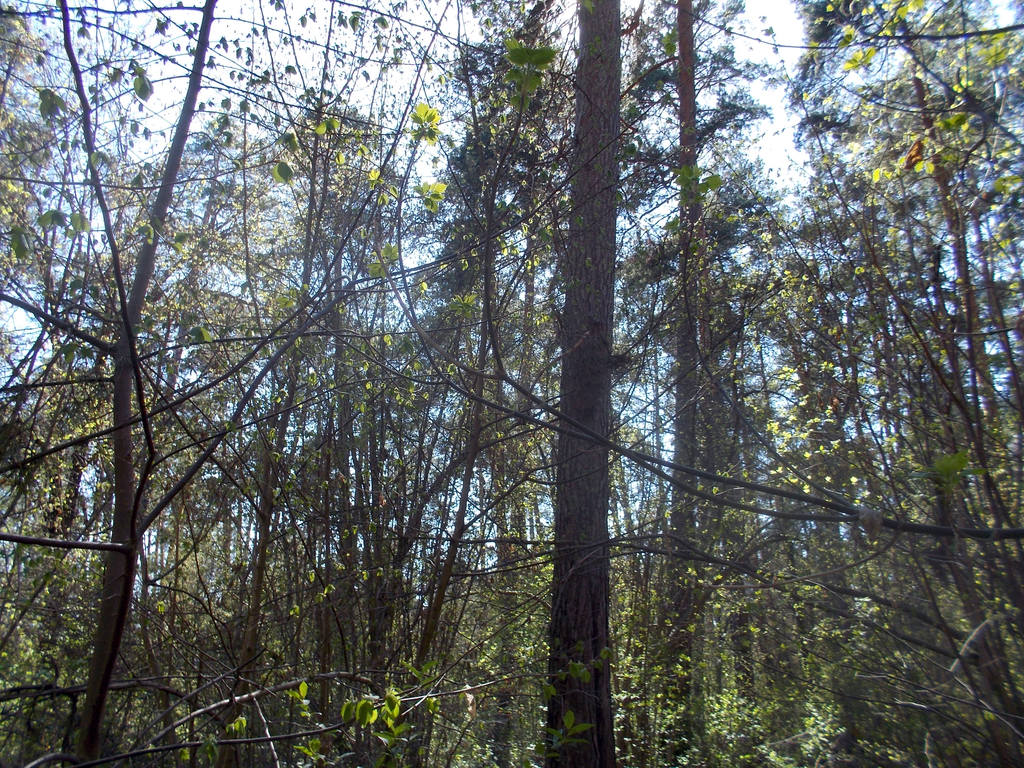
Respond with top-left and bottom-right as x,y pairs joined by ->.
666,0 -> 703,758
672,0 -> 700,485
545,0 -> 619,764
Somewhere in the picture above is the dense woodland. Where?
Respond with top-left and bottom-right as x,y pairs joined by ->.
1,0 -> 1022,765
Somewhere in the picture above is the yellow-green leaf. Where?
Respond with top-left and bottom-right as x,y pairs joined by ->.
272,161 -> 294,183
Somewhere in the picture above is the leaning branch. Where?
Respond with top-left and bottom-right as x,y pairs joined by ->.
0,530 -> 130,553
0,292 -> 113,353
145,671 -> 379,747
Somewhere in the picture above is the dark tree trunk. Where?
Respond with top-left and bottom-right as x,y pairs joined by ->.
667,0 -> 703,756
72,1 -> 217,759
545,0 -> 619,764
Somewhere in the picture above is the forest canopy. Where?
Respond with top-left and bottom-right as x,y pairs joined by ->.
0,0 -> 1022,766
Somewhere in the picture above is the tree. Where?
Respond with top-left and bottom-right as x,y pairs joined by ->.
545,0 -> 620,764
2,0 -> 1024,766
43,1 -> 220,759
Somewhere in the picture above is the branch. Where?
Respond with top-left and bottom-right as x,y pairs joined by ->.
385,308 -> 1024,541
0,530 -> 130,553
0,292 -> 113,353
0,677 -> 183,703
24,753 -> 79,768
145,671 -> 379,747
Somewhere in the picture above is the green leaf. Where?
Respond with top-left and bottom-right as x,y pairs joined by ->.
201,738 -> 216,763
272,161 -> 294,183
504,40 -> 557,69
506,69 -> 542,95
450,293 -> 477,318
410,102 -> 441,144
170,232 -> 190,254
37,210 -> 68,230
341,700 -> 356,722
673,164 -> 699,185
10,227 -> 31,260
699,173 -> 722,193
504,40 -> 558,101
939,112 -> 969,132
933,450 -> 968,480
411,103 -> 438,125
384,691 -> 401,723
133,69 -> 153,101
298,681 -> 308,699
355,698 -> 375,726
70,212 -> 91,233
57,341 -> 78,364
369,244 -> 398,278
189,326 -> 214,343
38,88 -> 67,119
842,46 -> 876,71
994,175 -> 1022,195
414,181 -> 447,212
661,32 -> 677,57
280,131 -> 299,151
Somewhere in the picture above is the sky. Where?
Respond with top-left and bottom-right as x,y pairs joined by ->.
737,0 -> 811,184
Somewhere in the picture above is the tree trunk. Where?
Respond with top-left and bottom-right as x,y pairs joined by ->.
667,0 -> 703,758
545,0 -> 619,764
73,1 -> 217,758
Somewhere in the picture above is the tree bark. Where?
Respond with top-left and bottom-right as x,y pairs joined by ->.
666,0 -> 703,758
659,0 -> 708,761
545,0 -> 619,764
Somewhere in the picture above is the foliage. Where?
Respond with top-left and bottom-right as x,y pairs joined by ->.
0,0 -> 1021,766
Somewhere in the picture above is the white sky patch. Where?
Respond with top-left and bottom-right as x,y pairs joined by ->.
735,0 -> 810,186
